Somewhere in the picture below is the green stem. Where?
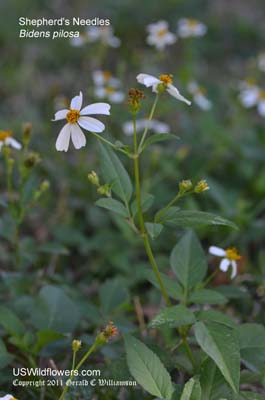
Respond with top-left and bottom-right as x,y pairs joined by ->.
91,131 -> 132,158
138,94 -> 159,152
182,336 -> 197,371
59,342 -> 98,400
133,116 -> 170,306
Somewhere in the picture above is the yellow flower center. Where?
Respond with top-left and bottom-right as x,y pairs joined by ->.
103,71 -> 112,80
66,109 -> 80,124
225,247 -> 241,261
159,74 -> 173,85
0,130 -> 12,141
157,28 -> 167,37
105,86 -> 115,94
187,19 -> 199,28
258,90 -> 265,100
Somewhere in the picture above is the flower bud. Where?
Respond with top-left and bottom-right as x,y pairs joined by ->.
97,184 -> 111,197
22,122 -> 32,145
72,339 -> 82,352
194,179 -> 209,193
88,170 -> 99,186
24,152 -> 41,168
179,179 -> 193,194
128,88 -> 145,114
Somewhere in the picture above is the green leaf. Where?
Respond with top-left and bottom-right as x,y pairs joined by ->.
200,358 -> 233,400
188,289 -> 227,305
150,305 -> 195,328
142,133 -> 179,151
170,231 -> 207,289
196,310 -> 236,328
235,323 -> 265,349
99,278 -> 129,315
131,193 -> 154,217
30,285 -> 81,333
33,330 -> 65,354
0,305 -> 25,336
141,269 -> 183,300
194,321 -> 240,393
156,208 -> 238,230
240,391 -> 265,400
215,285 -> 249,299
99,142 -> 132,203
0,339 -> 14,369
39,242 -> 69,255
145,222 -> 163,239
124,334 -> 174,400
180,377 -> 201,400
96,198 -> 129,218
155,206 -> 180,224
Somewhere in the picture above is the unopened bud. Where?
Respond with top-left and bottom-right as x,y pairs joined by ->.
194,179 -> 209,193
128,88 -> 145,114
88,170 -> 99,186
179,179 -> 193,194
72,339 -> 82,352
22,123 -> 32,145
97,184 -> 111,197
24,152 -> 41,168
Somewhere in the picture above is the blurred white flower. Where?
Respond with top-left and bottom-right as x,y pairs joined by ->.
257,90 -> 265,116
69,33 -> 87,47
123,119 -> 170,136
187,81 -> 212,110
209,246 -> 241,279
86,26 -> 120,47
146,20 -> 177,50
177,18 -> 207,38
257,52 -> 265,72
92,70 -> 120,87
94,86 -> 125,103
52,91 -> 111,152
137,73 -> 191,105
0,396 -> 17,400
0,130 -> 21,151
239,80 -> 259,108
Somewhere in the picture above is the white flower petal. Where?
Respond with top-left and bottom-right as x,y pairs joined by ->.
109,91 -> 125,103
80,103 -> 111,116
70,123 -> 86,149
52,109 -> 69,121
257,100 -> 265,116
167,84 -> 191,105
231,260 -> 237,279
137,73 -> 161,87
78,116 -> 105,133
209,246 -> 226,257
0,142 -> 3,151
107,36 -> 121,48
55,123 -> 71,152
219,258 -> 230,272
5,137 -> 22,150
0,395 -> 17,400
194,94 -> 212,110
70,91 -> 83,110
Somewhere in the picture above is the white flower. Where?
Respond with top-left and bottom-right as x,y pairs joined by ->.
257,90 -> 265,116
257,52 -> 265,72
209,246 -> 241,279
86,26 -> 120,47
69,33 -> 87,47
0,395 -> 17,400
177,18 -> 207,38
92,70 -> 121,87
187,81 -> 212,110
238,80 -> 259,108
146,20 -> 177,50
52,91 -> 111,152
136,73 -> 191,105
94,86 -> 125,103
0,130 -> 22,152
123,119 -> 170,136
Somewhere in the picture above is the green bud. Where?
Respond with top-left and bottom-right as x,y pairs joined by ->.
88,170 -> 99,186
97,184 -> 111,197
194,179 -> 209,193
179,179 -> 193,194
72,339 -> 82,352
22,123 -> 32,146
24,152 -> 41,168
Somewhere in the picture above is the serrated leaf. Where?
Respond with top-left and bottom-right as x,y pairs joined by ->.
96,198 -> 129,218
131,193 -> 154,217
99,142 -> 132,203
145,222 -> 163,239
194,321 -> 240,393
142,133 -> 179,151
196,310 -> 236,328
150,305 -> 195,328
156,208 -> 238,230
180,377 -> 201,400
170,231 -> 207,289
188,289 -> 227,305
236,323 -> 265,349
200,358 -> 233,400
0,305 -> 25,336
124,334 -> 174,400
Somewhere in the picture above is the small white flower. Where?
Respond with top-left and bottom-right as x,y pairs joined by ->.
209,246 -> 241,279
86,26 -> 120,48
238,80 -> 259,108
257,90 -> 265,116
69,33 -> 87,47
0,130 -> 22,152
187,81 -> 212,110
52,91 -> 111,152
94,86 -> 125,103
257,52 -> 265,72
136,73 -> 191,105
146,20 -> 177,50
92,70 -> 120,87
0,395 -> 17,400
123,119 -> 170,136
177,18 -> 207,38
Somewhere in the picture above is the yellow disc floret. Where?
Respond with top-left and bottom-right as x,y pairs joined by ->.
0,130 -> 12,141
258,90 -> 265,100
226,247 -> 241,261
159,74 -> 173,85
103,71 -> 112,81
157,28 -> 167,37
187,19 -> 199,28
66,109 -> 80,124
